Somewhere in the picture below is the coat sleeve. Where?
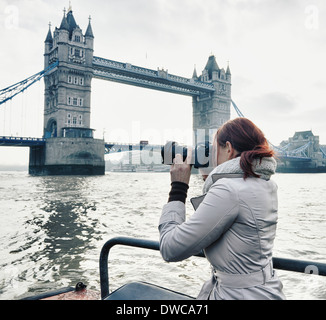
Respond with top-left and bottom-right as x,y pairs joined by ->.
158,180 -> 239,262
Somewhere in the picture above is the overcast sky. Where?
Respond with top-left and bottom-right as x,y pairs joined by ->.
0,0 -> 325,165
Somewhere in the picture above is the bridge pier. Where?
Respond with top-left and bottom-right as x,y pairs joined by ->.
29,138 -> 105,176
29,145 -> 46,175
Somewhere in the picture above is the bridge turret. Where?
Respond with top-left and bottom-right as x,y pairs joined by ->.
57,10 -> 70,48
84,17 -> 94,66
85,17 -> 94,39
44,23 -> 53,67
192,66 -> 198,80
226,63 -> 231,82
45,23 -> 53,44
203,55 -> 219,81
44,7 -> 95,138
192,55 -> 231,144
59,11 -> 69,31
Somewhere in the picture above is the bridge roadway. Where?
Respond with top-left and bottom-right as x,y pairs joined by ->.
92,56 -> 215,97
0,137 -> 162,154
0,136 -> 46,147
105,147 -> 313,162
1,136 -> 314,163
104,142 -> 162,155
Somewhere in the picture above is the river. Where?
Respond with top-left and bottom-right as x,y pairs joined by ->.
0,171 -> 325,300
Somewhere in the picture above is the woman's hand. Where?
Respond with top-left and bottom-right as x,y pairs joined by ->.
170,151 -> 192,185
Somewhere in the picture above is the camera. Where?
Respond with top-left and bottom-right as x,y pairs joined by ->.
161,141 -> 212,169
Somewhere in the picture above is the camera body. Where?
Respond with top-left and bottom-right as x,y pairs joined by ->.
161,141 -> 213,169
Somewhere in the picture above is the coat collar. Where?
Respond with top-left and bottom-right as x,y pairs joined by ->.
203,157 -> 276,194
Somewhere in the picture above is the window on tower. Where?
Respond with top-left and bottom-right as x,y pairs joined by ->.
68,76 -> 84,86
67,96 -> 83,106
67,113 -> 71,125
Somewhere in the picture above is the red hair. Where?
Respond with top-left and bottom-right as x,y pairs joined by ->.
216,118 -> 274,179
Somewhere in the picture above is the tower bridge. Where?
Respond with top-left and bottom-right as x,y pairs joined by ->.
275,131 -> 326,173
1,6 -> 325,174
0,6 -> 232,175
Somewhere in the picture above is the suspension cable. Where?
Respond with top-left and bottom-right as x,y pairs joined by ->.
231,100 -> 245,117
0,61 -> 58,107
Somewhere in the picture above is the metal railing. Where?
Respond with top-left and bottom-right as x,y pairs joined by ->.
99,236 -> 326,300
0,136 -> 46,147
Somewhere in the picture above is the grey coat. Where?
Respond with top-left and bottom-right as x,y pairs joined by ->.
159,159 -> 285,300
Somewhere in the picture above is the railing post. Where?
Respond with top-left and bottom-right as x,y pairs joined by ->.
99,237 -> 326,300
99,237 -> 160,299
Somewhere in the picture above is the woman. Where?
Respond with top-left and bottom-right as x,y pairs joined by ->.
158,118 -> 285,300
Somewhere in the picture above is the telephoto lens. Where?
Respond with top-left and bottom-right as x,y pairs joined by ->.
161,141 -> 212,168
161,141 -> 187,165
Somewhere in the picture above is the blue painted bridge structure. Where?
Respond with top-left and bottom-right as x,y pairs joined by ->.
0,136 -> 46,147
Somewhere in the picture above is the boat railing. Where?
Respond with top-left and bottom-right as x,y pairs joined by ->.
99,236 -> 326,300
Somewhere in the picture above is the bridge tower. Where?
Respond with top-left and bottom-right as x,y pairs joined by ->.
192,55 -> 231,143
29,7 -> 105,175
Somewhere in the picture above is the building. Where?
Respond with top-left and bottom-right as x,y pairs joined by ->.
277,130 -> 326,172
44,8 -> 94,139
192,55 -> 231,143
29,7 -> 105,175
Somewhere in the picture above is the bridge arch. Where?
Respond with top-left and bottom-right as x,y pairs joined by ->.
45,118 -> 57,138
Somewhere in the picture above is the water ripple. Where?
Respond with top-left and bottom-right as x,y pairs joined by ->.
0,172 -> 325,299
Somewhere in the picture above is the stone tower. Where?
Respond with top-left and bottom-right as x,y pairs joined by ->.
44,8 -> 94,138
29,7 -> 105,175
192,55 -> 231,144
